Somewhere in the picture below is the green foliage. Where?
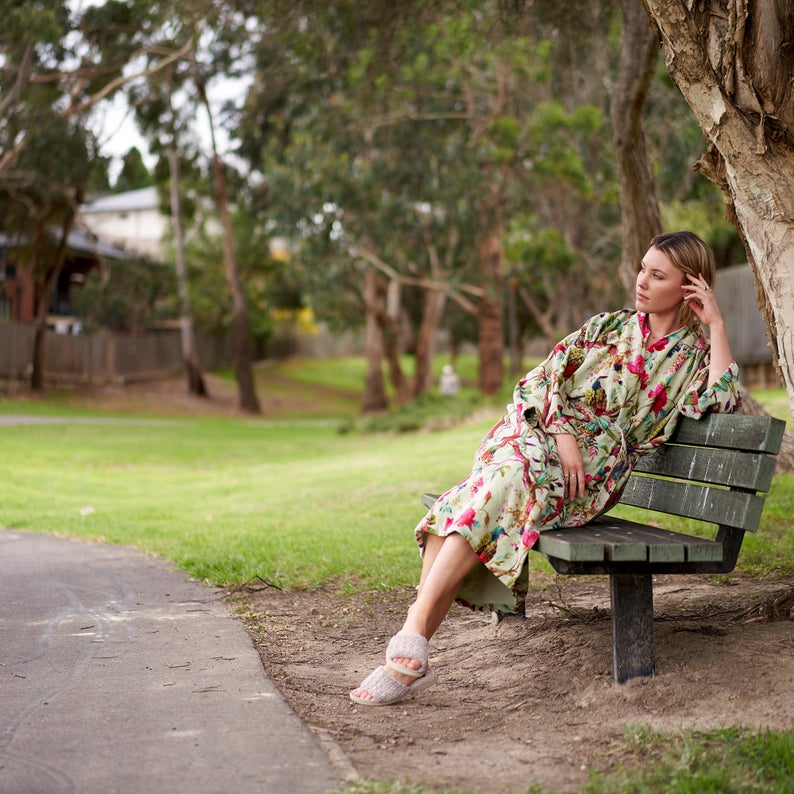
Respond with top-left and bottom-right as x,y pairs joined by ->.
71,256 -> 177,333
113,147 -> 152,193
584,726 -> 794,794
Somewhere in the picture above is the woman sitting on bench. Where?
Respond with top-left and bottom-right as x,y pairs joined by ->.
350,230 -> 741,706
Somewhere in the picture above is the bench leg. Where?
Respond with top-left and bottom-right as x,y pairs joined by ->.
610,573 -> 655,684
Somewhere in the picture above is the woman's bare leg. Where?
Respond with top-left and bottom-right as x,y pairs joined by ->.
351,532 -> 481,701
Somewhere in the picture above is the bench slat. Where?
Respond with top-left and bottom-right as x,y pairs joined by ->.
634,446 -> 777,492
618,476 -> 765,531
537,517 -> 723,564
670,414 -> 785,454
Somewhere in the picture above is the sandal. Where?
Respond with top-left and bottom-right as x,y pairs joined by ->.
349,665 -> 437,706
385,632 -> 429,678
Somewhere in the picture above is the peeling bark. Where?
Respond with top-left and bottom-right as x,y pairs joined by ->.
643,0 -> 794,420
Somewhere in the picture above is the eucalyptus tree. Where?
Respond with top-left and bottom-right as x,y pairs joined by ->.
128,51 -> 211,399
118,0 -> 263,411
0,0 -> 190,177
642,0 -> 794,416
238,0 -> 622,407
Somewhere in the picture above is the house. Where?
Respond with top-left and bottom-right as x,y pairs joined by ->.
0,228 -> 127,330
80,186 -> 166,259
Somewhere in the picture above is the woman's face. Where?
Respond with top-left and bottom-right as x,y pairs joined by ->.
635,246 -> 686,316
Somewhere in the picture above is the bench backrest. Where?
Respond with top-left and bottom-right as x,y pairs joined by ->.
620,413 -> 786,533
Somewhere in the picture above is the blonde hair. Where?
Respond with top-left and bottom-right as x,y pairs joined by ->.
648,231 -> 716,328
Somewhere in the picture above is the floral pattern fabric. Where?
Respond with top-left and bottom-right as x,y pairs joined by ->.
415,310 -> 741,613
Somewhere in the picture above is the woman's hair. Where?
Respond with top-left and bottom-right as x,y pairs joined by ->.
648,230 -> 716,327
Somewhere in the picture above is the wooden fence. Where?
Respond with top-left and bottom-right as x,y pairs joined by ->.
0,322 -> 232,386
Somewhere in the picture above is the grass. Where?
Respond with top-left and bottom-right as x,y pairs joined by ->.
583,726 -> 794,794
755,388 -> 794,429
0,413 -> 494,588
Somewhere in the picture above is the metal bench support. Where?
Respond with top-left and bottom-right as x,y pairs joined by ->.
610,573 -> 654,683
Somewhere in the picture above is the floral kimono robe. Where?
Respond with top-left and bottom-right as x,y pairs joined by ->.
415,310 -> 742,613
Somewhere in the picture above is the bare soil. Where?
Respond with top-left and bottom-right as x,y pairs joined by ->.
20,376 -> 794,792
234,574 -> 794,793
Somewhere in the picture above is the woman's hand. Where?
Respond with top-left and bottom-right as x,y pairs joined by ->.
682,273 -> 724,328
682,274 -> 735,386
552,433 -> 585,499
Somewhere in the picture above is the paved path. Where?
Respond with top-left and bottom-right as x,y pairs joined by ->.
0,530 -> 352,793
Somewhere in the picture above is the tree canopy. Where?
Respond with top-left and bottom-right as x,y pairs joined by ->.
4,0 -> 790,416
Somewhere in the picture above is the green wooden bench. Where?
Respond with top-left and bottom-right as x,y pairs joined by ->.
422,412 -> 785,684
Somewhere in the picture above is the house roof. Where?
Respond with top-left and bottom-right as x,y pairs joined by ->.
81,186 -> 159,214
0,228 -> 128,260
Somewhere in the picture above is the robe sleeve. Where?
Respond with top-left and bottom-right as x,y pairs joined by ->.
677,360 -> 742,417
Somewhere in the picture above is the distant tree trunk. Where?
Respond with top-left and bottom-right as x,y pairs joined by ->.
380,279 -> 411,404
31,206 -> 75,391
194,70 -> 260,414
362,267 -> 388,413
414,235 -> 450,397
612,0 -> 663,295
166,144 -> 208,398
414,285 -> 447,397
642,0 -> 794,421
165,84 -> 207,398
477,229 -> 505,396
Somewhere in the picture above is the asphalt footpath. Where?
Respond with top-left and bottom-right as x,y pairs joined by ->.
0,529 -> 355,793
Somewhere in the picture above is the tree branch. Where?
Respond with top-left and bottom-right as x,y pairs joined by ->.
344,234 -> 482,314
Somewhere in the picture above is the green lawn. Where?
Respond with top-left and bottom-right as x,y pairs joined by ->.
0,413 -> 493,588
1,369 -> 792,585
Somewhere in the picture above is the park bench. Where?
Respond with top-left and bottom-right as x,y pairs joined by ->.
422,412 -> 785,684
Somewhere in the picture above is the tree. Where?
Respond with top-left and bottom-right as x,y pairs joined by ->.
114,146 -> 151,192
130,51 -> 210,398
0,0 -> 191,178
0,94 -> 95,389
641,0 -> 794,418
610,0 -> 662,295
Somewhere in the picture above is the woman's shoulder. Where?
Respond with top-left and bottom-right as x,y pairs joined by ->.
579,309 -> 638,339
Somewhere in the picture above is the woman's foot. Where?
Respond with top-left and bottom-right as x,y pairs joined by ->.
349,666 -> 437,706
350,632 -> 432,704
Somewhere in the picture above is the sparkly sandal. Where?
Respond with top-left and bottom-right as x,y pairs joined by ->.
385,632 -> 429,678
349,665 -> 437,706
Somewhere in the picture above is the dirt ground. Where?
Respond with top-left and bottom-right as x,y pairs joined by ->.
235,574 -> 794,793
17,376 -> 794,792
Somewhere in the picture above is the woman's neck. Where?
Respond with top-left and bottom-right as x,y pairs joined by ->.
646,311 -> 680,341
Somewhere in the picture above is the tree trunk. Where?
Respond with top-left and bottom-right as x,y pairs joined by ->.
166,144 -> 208,398
380,279 -> 411,403
195,70 -> 260,414
31,209 -> 74,391
166,83 -> 207,398
477,230 -> 505,396
642,0 -> 794,422
414,285 -> 447,397
414,238 -> 449,397
612,0 -> 663,296
362,267 -> 388,413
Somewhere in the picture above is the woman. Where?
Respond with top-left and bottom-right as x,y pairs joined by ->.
350,231 -> 741,706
